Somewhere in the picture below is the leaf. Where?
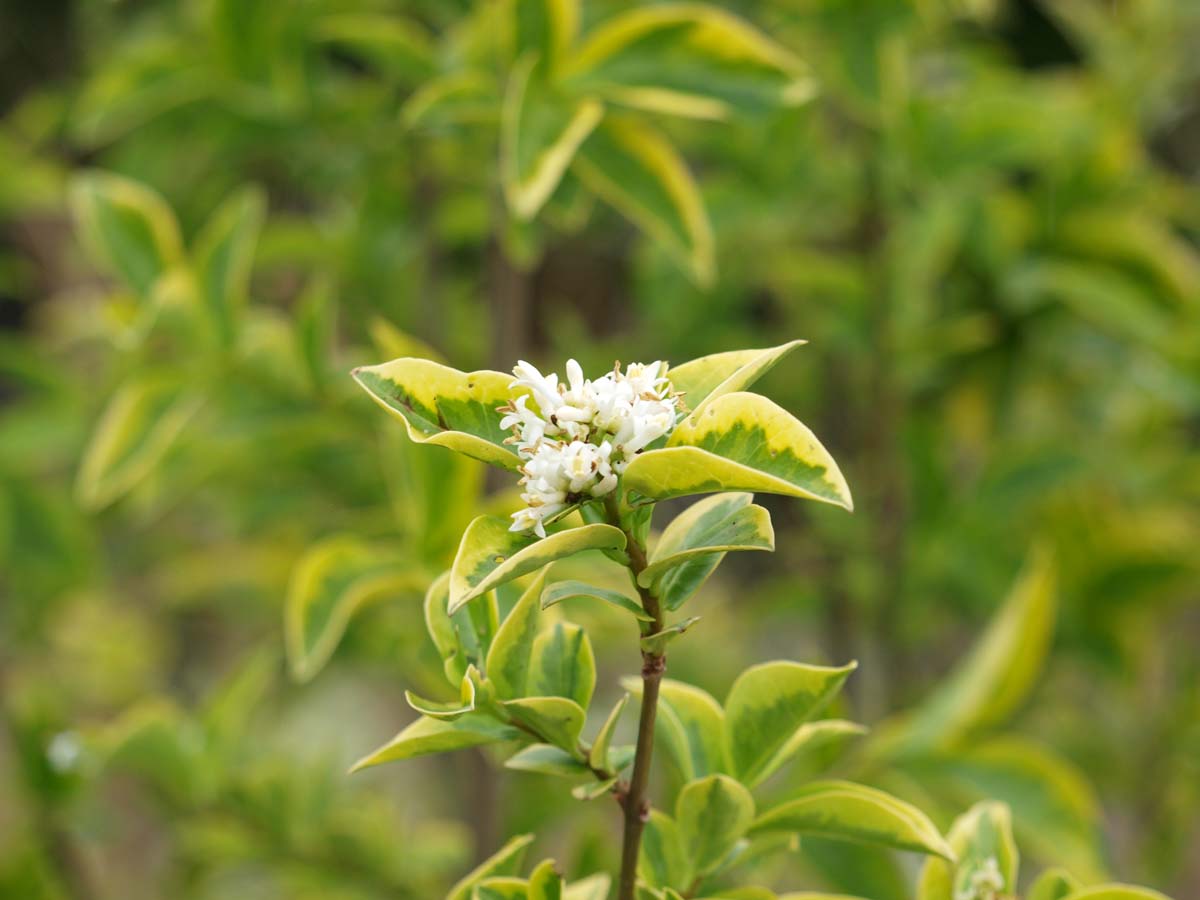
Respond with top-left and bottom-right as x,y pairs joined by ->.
503,53 -> 604,220
352,358 -> 519,469
917,801 -> 1018,900
622,677 -> 727,781
623,393 -> 852,510
506,742 -> 591,778
895,547 -> 1056,751
564,874 -> 612,900
588,693 -> 629,770
529,859 -> 565,900
640,616 -> 702,654
425,571 -> 501,685
76,375 -> 202,510
192,184 -> 265,346
676,774 -> 755,876
70,170 -> 183,296
447,834 -> 536,900
350,714 -> 520,772
450,516 -> 626,613
751,781 -> 953,860
668,341 -> 806,419
285,536 -> 424,682
573,777 -> 619,800
405,671 -> 478,720
541,579 -> 652,622
511,0 -> 579,70
639,493 -> 773,587
1064,887 -> 1172,900
639,810 -> 691,890
1028,869 -> 1084,900
529,621 -> 596,709
503,696 -> 586,752
475,878 -> 530,900
313,13 -> 435,81
403,71 -> 500,130
487,571 -> 548,699
562,5 -> 813,119
572,114 -> 714,286
748,720 -> 868,789
658,551 -> 725,612
724,660 -> 856,786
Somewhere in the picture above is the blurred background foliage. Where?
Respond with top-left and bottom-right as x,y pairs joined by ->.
1,0 -> 1198,898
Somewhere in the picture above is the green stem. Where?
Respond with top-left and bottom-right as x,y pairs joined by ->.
606,495 -> 666,900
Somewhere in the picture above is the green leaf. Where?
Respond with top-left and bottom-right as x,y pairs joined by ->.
529,859 -> 565,900
724,660 -> 856,786
676,774 -> 755,876
70,170 -> 183,296
573,777 -> 619,800
562,5 -> 813,119
747,720 -> 868,789
76,374 -> 202,510
895,547 -> 1056,751
640,616 -> 702,654
623,393 -> 852,510
403,70 -> 500,130
541,579 -> 652,622
405,670 -> 478,720
1028,869 -> 1084,900
192,184 -> 265,346
1064,887 -> 1172,900
487,571 -> 548,699
448,834 -> 536,900
622,677 -> 727,781
510,0 -> 578,70
350,714 -> 520,772
917,801 -> 1017,900
658,551 -> 725,612
529,621 -> 596,709
475,878 -> 530,900
425,571 -> 500,685
313,13 -> 435,81
639,493 -> 773,587
564,874 -> 612,900
751,781 -> 953,860
669,341 -> 806,419
503,53 -> 603,220
450,517 -> 627,613
506,742 -> 591,778
779,895 -> 872,899
352,358 -> 519,469
503,696 -> 586,752
639,810 -> 692,890
285,536 -> 424,682
573,114 -> 713,286
588,692 -> 629,770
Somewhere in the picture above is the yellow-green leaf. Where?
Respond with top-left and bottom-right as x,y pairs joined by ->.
447,834 -> 536,900
573,114 -> 713,286
353,358 -> 520,469
623,677 -> 727,781
76,375 -> 202,510
529,621 -> 596,709
623,393 -> 852,510
192,184 -> 265,346
529,859 -> 565,900
313,13 -> 435,81
450,516 -> 626,613
917,802 -> 1018,900
564,874 -> 611,900
541,579 -> 652,622
503,53 -> 604,221
676,774 -> 755,876
510,0 -> 579,70
748,719 -> 868,789
70,170 -> 183,296
588,692 -> 629,770
285,536 -> 425,682
503,696 -> 586,752
640,616 -> 702,654
669,340 -> 806,418
487,571 -> 548,699
405,669 -> 478,721
562,5 -> 813,119
640,493 -> 773,587
349,714 -> 520,772
424,571 -> 501,685
724,660 -> 856,785
1028,869 -> 1083,900
750,781 -> 953,860
639,810 -> 692,890
475,878 -> 529,900
506,742 -> 590,778
1065,887 -> 1173,900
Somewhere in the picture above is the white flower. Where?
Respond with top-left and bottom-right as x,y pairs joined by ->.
954,857 -> 1006,900
501,358 -> 681,535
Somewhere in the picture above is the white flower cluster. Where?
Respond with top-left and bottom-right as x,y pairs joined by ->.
500,359 -> 680,537
954,857 -> 1006,900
